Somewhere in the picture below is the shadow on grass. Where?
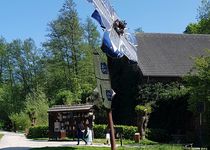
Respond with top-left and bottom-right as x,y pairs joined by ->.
31,147 -> 111,150
1,147 -> 31,150
31,147 -> 77,150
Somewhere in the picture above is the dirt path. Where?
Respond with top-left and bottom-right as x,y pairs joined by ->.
0,131 -> 92,150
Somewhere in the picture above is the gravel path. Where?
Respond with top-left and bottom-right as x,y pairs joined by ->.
0,131 -> 106,150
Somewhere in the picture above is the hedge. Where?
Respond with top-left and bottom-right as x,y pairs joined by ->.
146,128 -> 171,143
27,124 -> 138,139
93,124 -> 138,140
27,126 -> 48,139
27,124 -> 170,142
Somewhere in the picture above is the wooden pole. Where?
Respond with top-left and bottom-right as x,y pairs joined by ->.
107,109 -> 116,150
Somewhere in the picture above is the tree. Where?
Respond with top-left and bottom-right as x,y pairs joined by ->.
184,18 -> 210,34
184,51 -> 210,112
135,104 -> 152,140
185,0 -> 210,34
184,50 -> 210,146
25,89 -> 49,126
197,0 -> 210,20
134,27 -> 144,33
44,0 -> 85,103
44,3 -> 101,104
9,112 -> 30,131
134,82 -> 189,139
55,89 -> 79,105
80,17 -> 101,103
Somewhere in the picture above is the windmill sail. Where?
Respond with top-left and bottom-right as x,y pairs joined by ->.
93,50 -> 115,109
87,0 -> 138,63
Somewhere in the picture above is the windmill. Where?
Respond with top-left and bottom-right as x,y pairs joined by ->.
86,0 -> 138,149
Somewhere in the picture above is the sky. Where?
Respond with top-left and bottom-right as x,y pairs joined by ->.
0,0 -> 201,48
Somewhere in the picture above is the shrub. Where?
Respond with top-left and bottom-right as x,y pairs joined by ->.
27,126 -> 48,139
93,124 -> 107,138
93,124 -> 138,140
117,125 -> 137,140
0,121 -> 4,130
146,128 -> 171,143
9,112 -> 30,131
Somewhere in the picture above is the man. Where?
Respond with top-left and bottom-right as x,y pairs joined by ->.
76,121 -> 87,145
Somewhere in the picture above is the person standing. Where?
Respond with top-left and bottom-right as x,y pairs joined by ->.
85,126 -> 93,145
76,121 -> 87,145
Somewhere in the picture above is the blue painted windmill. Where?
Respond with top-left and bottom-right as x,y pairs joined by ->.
87,0 -> 138,62
87,0 -> 138,109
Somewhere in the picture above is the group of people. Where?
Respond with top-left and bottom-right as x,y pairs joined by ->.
76,121 -> 92,145
76,121 -> 112,146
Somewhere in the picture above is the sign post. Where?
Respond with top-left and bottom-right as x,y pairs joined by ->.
196,102 -> 205,150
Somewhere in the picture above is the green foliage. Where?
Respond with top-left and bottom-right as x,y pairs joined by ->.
25,89 -> 49,126
0,121 -> 3,129
0,0 -> 102,131
134,27 -> 144,33
184,51 -> 210,112
135,104 -> 152,114
146,129 -> 171,143
55,89 -> 78,105
117,125 -> 138,140
9,112 -> 30,131
93,124 -> 106,138
93,124 -> 138,140
43,1 -> 99,106
184,18 -> 210,34
27,126 -> 49,139
31,145 -> 183,150
197,0 -> 210,20
184,51 -> 210,146
137,82 -> 188,105
43,0 -> 84,100
185,0 -> 210,34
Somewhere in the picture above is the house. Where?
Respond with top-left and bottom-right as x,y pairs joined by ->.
109,33 -> 210,127
48,104 -> 94,140
136,33 -> 210,82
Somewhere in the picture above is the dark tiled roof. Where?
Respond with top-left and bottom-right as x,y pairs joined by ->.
48,104 -> 94,112
136,33 -> 210,77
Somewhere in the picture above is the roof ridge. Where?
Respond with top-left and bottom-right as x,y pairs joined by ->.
136,32 -> 210,38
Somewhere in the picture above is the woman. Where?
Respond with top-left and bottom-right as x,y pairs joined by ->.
84,126 -> 93,145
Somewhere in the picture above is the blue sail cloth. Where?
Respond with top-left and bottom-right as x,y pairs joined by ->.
91,10 -> 105,28
101,31 -> 124,58
89,0 -> 137,61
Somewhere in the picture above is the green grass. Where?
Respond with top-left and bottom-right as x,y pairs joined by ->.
31,138 -> 157,145
93,138 -> 157,145
30,138 -> 182,150
31,144 -> 183,150
0,133 -> 3,140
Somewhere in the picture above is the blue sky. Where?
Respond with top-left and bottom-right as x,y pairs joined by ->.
0,0 -> 201,48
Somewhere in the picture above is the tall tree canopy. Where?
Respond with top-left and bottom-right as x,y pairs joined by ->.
0,0 -> 101,129
43,0 -> 100,105
184,0 -> 210,34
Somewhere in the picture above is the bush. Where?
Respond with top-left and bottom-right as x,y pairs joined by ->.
27,126 -> 48,139
93,124 -> 138,140
146,128 -> 171,143
9,112 -> 30,131
117,125 -> 137,140
93,124 -> 107,138
27,124 -> 170,142
0,121 -> 4,130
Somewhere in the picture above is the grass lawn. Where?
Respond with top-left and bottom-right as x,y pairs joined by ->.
31,144 -> 183,150
0,134 -> 3,140
93,138 -> 157,145
30,138 -> 183,150
32,138 -> 157,145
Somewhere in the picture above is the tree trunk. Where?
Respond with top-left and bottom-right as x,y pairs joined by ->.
137,114 -> 149,140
